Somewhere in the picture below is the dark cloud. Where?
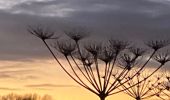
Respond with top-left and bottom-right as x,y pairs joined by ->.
0,69 -> 32,79
0,74 -> 13,79
0,64 -> 31,70
0,0 -> 170,60
0,69 -> 34,74
25,83 -> 78,88
24,75 -> 38,79
0,66 -> 38,79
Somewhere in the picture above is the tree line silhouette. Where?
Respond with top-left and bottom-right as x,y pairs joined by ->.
0,93 -> 52,100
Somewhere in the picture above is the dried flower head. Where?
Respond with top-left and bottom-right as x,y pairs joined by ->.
28,26 -> 58,40
167,76 -> 170,81
73,50 -> 94,66
98,46 -> 115,64
109,39 -> 129,54
52,40 -> 76,56
84,58 -> 94,66
118,53 -> 137,70
74,50 -> 90,61
153,52 -> 170,65
146,40 -> 170,51
84,42 -> 101,57
129,47 -> 147,57
64,27 -> 89,42
166,85 -> 170,90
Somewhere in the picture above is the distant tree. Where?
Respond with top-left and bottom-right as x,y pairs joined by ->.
28,26 -> 170,100
41,94 -> 52,100
0,93 -> 52,100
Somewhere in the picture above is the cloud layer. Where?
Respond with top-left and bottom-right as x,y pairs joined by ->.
0,0 -> 170,60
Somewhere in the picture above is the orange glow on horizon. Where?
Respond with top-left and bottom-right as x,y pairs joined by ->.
0,59 -> 163,100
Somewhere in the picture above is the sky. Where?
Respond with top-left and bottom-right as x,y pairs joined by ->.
0,0 -> 170,100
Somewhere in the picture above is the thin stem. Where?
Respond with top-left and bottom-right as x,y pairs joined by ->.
139,78 -> 147,96
105,55 -> 118,91
70,55 -> 100,92
113,69 -> 130,90
133,50 -> 156,79
137,74 -> 140,97
108,50 -> 156,94
99,96 -> 106,100
76,42 -> 101,91
108,64 -> 163,96
113,74 -> 136,98
88,64 -> 101,90
42,40 -> 98,95
141,79 -> 159,97
103,63 -> 108,91
94,57 -> 102,91
107,68 -> 128,93
65,56 -> 90,89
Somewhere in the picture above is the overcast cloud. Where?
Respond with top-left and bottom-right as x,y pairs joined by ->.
0,0 -> 170,60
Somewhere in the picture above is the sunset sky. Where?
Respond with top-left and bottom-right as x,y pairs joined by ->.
0,0 -> 170,100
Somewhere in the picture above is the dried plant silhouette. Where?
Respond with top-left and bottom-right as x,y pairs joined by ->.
155,72 -> 170,100
119,71 -> 163,100
0,93 -> 52,100
28,26 -> 170,100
